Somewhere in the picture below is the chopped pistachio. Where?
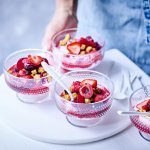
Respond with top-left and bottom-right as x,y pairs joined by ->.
59,34 -> 71,46
85,98 -> 91,103
47,75 -> 52,82
31,69 -> 37,75
92,48 -> 96,51
80,44 -> 86,50
64,34 -> 70,41
33,74 -> 41,79
79,51 -> 86,55
72,93 -> 78,99
59,40 -> 67,46
64,94 -> 71,101
38,66 -> 45,73
85,46 -> 92,53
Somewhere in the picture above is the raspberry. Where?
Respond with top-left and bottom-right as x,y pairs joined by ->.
74,93 -> 85,103
79,83 -> 93,98
95,42 -> 101,50
70,81 -> 81,93
94,94 -> 105,102
79,37 -> 87,45
24,63 -> 35,71
16,58 -> 26,70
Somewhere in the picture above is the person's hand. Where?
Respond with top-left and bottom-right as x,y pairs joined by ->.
42,8 -> 78,51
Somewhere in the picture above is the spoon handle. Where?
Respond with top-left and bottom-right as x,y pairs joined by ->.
41,62 -> 74,101
117,110 -> 150,116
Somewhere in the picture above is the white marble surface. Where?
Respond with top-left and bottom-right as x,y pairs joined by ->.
0,49 -> 150,150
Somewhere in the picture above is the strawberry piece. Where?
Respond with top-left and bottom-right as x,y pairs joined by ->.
136,99 -> 150,112
12,72 -> 20,77
23,75 -> 33,79
74,93 -> 85,103
148,100 -> 150,110
70,81 -> 81,93
24,63 -> 35,71
16,58 -> 27,70
79,37 -> 87,45
94,94 -> 105,102
94,87 -> 102,94
67,42 -> 81,55
28,55 -> 43,66
81,79 -> 97,88
79,83 -> 93,98
18,69 -> 29,77
8,64 -> 17,73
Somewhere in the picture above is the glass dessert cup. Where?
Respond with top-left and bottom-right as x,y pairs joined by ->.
51,28 -> 105,71
54,70 -> 114,127
129,85 -> 150,141
3,49 -> 58,104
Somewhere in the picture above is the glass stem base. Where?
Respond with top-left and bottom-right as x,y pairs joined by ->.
139,131 -> 150,142
66,116 -> 101,128
16,92 -> 49,104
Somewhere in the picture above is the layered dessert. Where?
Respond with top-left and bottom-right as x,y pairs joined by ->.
55,34 -> 104,70
6,55 -> 51,95
130,98 -> 150,140
8,55 -> 49,79
59,79 -> 111,118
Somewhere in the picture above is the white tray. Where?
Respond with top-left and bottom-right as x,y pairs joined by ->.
0,49 -> 149,144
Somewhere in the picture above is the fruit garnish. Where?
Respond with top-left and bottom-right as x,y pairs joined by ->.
93,87 -> 102,94
16,58 -> 27,70
79,83 -> 93,98
67,42 -> 81,55
79,37 -> 87,45
74,93 -> 85,103
81,79 -> 97,88
60,79 -> 110,104
23,75 -> 33,79
70,81 -> 81,93
28,55 -> 43,66
94,94 -> 105,102
136,99 -> 150,112
18,69 -> 29,77
8,64 -> 17,74
24,63 -> 35,71
8,55 -> 50,79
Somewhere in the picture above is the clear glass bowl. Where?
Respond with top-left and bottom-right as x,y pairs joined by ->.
129,85 -> 150,141
51,28 -> 105,70
3,49 -> 58,104
54,70 -> 114,127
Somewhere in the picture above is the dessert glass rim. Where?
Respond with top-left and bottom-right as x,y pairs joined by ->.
129,85 -> 150,101
51,27 -> 105,57
129,85 -> 150,114
3,48 -> 54,81
54,69 -> 114,105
